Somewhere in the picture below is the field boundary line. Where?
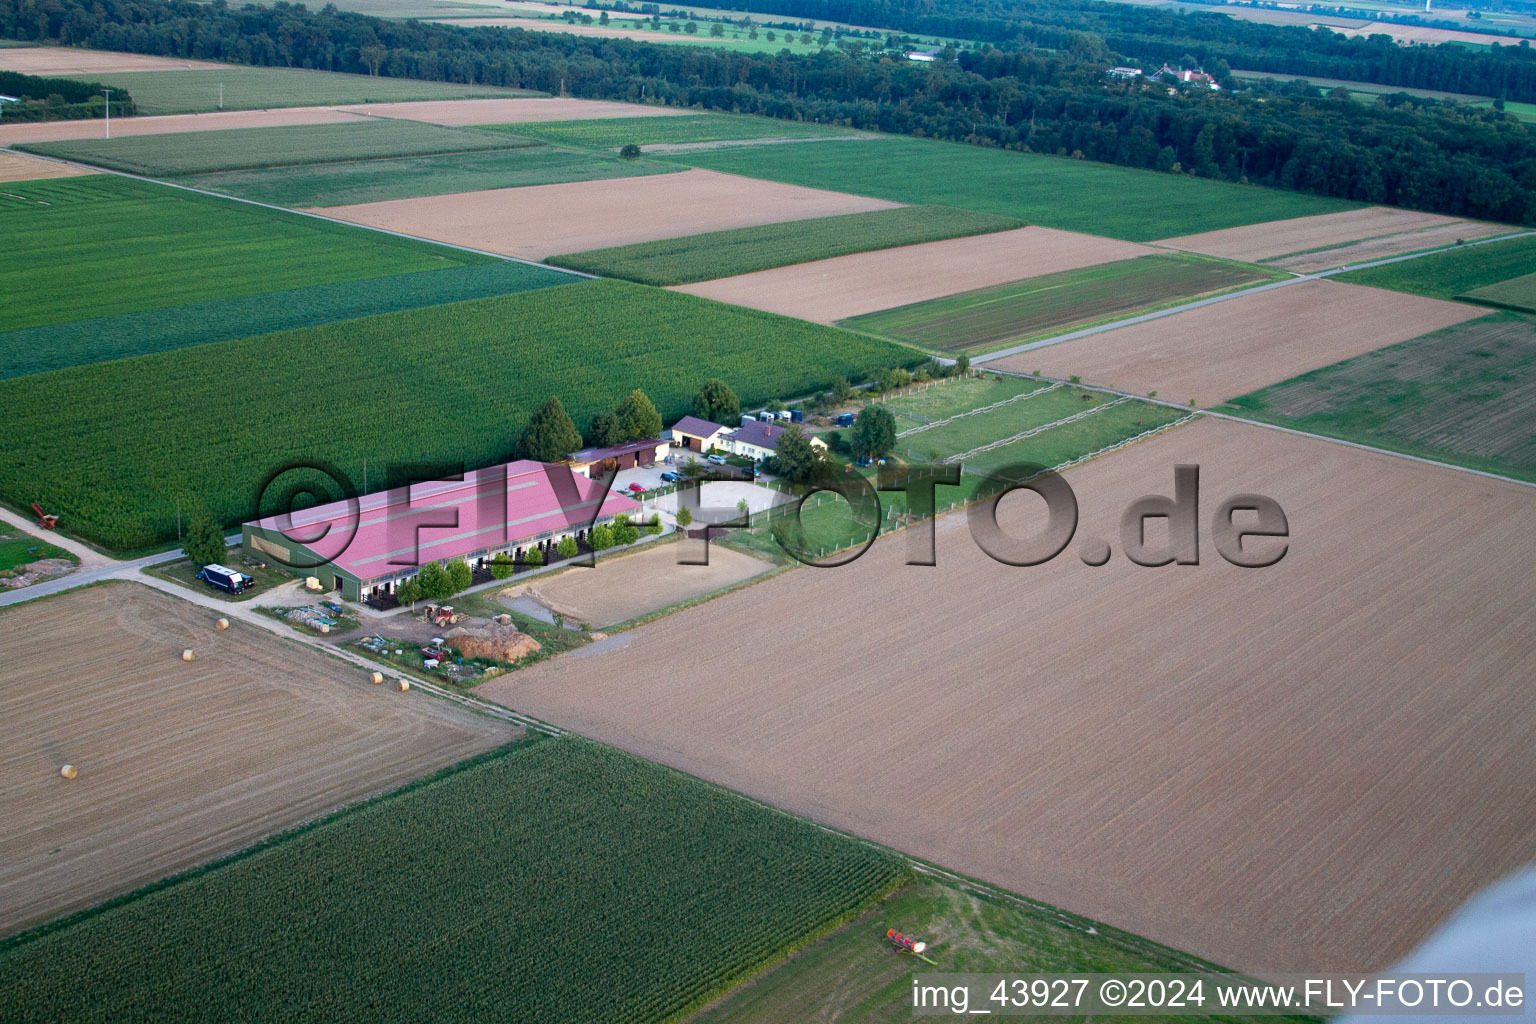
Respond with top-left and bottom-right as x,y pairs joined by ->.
941,396 -> 1129,464
0,147 -> 599,279
897,381 -> 1061,437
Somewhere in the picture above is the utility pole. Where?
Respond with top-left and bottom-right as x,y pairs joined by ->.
219,82 -> 224,111
104,88 -> 110,138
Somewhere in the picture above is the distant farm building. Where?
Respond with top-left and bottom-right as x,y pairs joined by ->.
722,420 -> 829,462
1107,66 -> 1143,79
1159,64 -> 1221,90
242,460 -> 640,601
905,49 -> 939,61
565,438 -> 668,479
670,415 -> 728,452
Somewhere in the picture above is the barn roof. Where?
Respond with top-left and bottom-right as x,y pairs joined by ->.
671,415 -> 725,438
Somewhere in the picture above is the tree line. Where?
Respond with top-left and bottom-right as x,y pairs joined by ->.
0,69 -> 133,120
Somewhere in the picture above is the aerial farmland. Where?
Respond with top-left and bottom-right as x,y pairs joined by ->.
2,4 -> 1534,1020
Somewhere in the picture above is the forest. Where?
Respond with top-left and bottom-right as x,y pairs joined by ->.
2,0 -> 1533,222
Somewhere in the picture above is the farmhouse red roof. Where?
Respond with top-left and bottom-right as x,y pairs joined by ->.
250,459 -> 639,582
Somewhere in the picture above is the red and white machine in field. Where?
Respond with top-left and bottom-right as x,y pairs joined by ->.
886,928 -> 937,964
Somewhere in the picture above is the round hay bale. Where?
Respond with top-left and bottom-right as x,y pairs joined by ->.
60,764 -> 77,780
181,649 -> 195,661
397,679 -> 411,692
370,671 -> 384,685
215,617 -> 230,631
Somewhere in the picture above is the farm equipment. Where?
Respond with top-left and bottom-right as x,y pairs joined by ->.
886,928 -> 936,964
30,502 -> 58,529
424,603 -> 461,626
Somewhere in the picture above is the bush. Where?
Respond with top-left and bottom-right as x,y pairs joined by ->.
556,535 -> 579,559
589,523 -> 614,550
526,545 -> 545,567
446,560 -> 472,593
489,555 -> 516,580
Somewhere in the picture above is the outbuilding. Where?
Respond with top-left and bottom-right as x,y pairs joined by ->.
669,415 -> 729,452
565,438 -> 668,479
721,420 -> 829,463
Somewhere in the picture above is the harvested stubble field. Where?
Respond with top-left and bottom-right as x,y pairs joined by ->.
843,254 -> 1285,355
0,737 -> 906,1024
0,261 -> 571,380
0,280 -> 914,550
0,46 -> 225,75
992,279 -> 1485,406
507,540 -> 775,628
0,582 -> 514,937
78,67 -> 537,115
315,167 -> 901,259
0,105 -> 366,145
1152,206 -> 1507,268
331,96 -> 690,124
21,119 -> 536,177
0,150 -> 92,182
0,175 -> 486,333
486,418 -> 1536,974
486,112 -> 853,150
673,136 -> 1361,241
550,205 -> 1023,286
1336,232 -> 1536,299
674,227 -> 1151,323
174,144 -> 675,207
1226,312 -> 1536,479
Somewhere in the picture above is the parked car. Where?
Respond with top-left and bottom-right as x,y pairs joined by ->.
707,453 -> 728,464
197,563 -> 254,595
659,471 -> 678,482
836,412 -> 856,427
626,482 -> 646,494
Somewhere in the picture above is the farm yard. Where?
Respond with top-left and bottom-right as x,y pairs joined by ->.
0,582 -> 514,937
991,279 -> 1486,406
674,227 -> 1151,323
487,112 -> 861,150
487,417 -> 1536,975
0,280 -> 915,550
0,175 -> 488,333
1225,312 -> 1536,480
841,254 -> 1285,355
314,167 -> 902,259
0,261 -> 572,380
1336,232 -> 1536,299
670,136 -> 1363,241
0,737 -> 907,1024
549,206 -> 1024,286
1153,206 -> 1511,270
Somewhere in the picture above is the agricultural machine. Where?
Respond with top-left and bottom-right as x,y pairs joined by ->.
30,502 -> 58,529
886,928 -> 936,964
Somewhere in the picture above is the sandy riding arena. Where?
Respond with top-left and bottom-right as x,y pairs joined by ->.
0,583 -> 513,936
992,279 -> 1485,405
314,168 -> 900,260
333,97 -> 691,125
0,107 -> 367,146
674,227 -> 1152,323
1155,206 -> 1512,269
504,541 -> 775,628
481,418 -> 1536,975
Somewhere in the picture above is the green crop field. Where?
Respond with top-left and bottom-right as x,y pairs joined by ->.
1335,233 -> 1536,299
79,66 -> 539,115
0,279 -> 918,550
21,120 -> 534,177
669,137 -> 1361,242
0,176 -> 487,333
842,254 -> 1286,354
482,112 -> 855,150
1224,312 -> 1536,481
177,145 -> 679,207
550,206 -> 1024,286
0,737 -> 907,1024
1459,269 -> 1536,312
0,261 -> 572,380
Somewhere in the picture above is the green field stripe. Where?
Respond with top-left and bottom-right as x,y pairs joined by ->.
548,205 -> 1024,286
478,112 -> 855,150
0,261 -> 575,380
1335,233 -> 1536,299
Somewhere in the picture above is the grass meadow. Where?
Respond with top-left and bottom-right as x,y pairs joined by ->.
671,137 -> 1362,241
0,738 -> 906,1024
841,254 -> 1285,353
0,279 -> 918,550
1335,233 -> 1536,299
1224,312 -> 1536,480
550,206 -> 1024,285
482,112 -> 855,149
0,176 -> 486,333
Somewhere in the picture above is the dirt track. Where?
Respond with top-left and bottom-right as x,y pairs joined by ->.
336,97 -> 690,125
673,227 -> 1152,323
1155,206 -> 1509,266
992,279 -> 1485,405
0,151 -> 95,182
481,418 -> 1536,974
0,582 -> 512,936
0,46 -> 226,75
0,107 -> 368,146
507,541 -> 775,627
315,167 -> 901,259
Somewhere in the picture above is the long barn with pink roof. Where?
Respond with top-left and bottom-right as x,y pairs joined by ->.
241,460 -> 641,602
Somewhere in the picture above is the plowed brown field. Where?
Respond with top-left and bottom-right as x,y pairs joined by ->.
333,97 -> 691,125
0,583 -> 513,937
1156,206 -> 1510,267
673,227 -> 1152,323
481,418 -> 1536,974
0,106 -> 367,146
0,46 -> 225,75
992,279 -> 1485,405
314,167 -> 901,259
